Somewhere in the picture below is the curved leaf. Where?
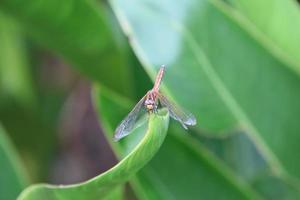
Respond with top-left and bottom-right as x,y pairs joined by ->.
109,0 -> 300,183
94,86 -> 261,200
17,95 -> 169,200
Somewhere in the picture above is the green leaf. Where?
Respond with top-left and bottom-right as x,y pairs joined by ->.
0,11 -> 36,108
0,124 -> 29,200
196,131 -> 300,199
252,175 -> 300,200
17,91 -> 169,200
0,11 -> 59,181
228,0 -> 300,75
109,0 -> 300,183
94,86 -> 261,200
0,0 -> 131,95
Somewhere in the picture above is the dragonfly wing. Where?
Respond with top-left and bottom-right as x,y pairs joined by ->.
158,93 -> 196,129
114,95 -> 146,141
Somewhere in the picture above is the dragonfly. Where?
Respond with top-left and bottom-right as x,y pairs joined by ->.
114,65 -> 196,141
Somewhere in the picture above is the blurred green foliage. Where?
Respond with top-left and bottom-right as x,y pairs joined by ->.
0,125 -> 28,200
1,0 -> 300,199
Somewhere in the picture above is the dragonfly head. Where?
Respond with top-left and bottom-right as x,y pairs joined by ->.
146,104 -> 154,111
144,98 -> 156,112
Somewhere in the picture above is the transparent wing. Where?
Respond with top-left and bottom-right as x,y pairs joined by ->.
114,95 -> 146,141
157,93 -> 196,129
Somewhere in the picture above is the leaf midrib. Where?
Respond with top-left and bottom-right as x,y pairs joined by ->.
170,15 -> 300,192
171,20 -> 283,173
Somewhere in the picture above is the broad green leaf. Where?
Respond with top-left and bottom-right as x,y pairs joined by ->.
94,86 -> 261,200
228,0 -> 300,74
0,124 -> 28,200
0,0 -> 131,96
0,11 -> 36,108
252,175 -> 300,200
109,0 -> 300,182
196,131 -> 300,199
17,93 -> 169,200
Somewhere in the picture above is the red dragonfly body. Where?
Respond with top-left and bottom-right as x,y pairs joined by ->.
114,65 -> 196,141
144,66 -> 165,112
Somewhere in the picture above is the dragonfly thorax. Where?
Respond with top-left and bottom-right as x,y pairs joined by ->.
144,91 -> 158,112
